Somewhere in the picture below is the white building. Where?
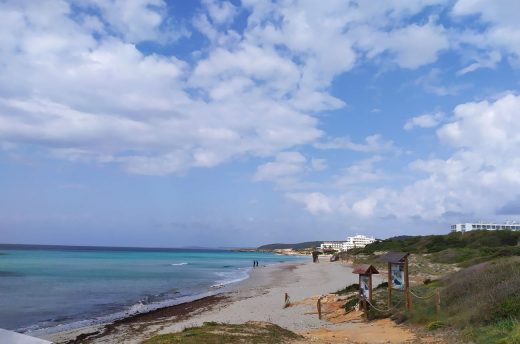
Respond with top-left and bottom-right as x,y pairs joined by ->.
320,241 -> 346,251
320,235 -> 376,252
451,221 -> 520,233
342,235 -> 376,251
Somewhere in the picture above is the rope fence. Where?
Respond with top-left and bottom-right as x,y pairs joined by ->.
364,296 -> 404,313
409,288 -> 438,299
360,288 -> 441,315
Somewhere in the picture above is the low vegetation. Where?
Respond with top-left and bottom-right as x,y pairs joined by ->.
143,321 -> 301,344
342,231 -> 520,342
334,283 -> 359,295
355,230 -> 520,266
362,257 -> 520,343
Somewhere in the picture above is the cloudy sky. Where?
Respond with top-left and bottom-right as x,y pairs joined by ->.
1,0 -> 520,247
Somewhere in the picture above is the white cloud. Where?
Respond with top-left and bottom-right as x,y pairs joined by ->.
253,152 -> 307,182
355,20 -> 449,69
293,93 -> 520,221
0,1 -> 325,175
311,158 -> 327,171
336,156 -> 385,186
404,111 -> 444,130
352,197 -> 378,217
315,134 -> 397,153
414,69 -> 462,96
452,0 -> 520,70
203,0 -> 237,25
79,0 -> 170,43
286,192 -> 333,214
253,152 -> 326,188
2,0 -> 515,180
457,51 -> 502,75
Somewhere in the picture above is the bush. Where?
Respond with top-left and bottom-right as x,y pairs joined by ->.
442,258 -> 520,326
426,320 -> 447,331
343,295 -> 358,312
375,282 -> 388,289
335,283 -> 359,295
494,297 -> 520,320
356,230 -> 520,262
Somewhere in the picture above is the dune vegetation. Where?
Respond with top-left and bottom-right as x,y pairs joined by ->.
143,321 -> 301,344
342,230 -> 520,343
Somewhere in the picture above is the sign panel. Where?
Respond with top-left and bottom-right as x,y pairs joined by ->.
391,263 -> 405,290
359,274 -> 370,299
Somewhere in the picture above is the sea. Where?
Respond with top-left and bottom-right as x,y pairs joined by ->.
0,244 -> 306,335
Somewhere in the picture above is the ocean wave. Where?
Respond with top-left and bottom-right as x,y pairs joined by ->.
170,262 -> 188,266
211,268 -> 251,288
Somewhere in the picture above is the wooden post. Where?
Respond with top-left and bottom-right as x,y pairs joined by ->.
363,299 -> 368,319
358,274 -> 362,298
284,293 -> 290,308
436,289 -> 441,313
404,257 -> 412,311
387,262 -> 392,308
317,296 -> 322,320
368,273 -> 373,303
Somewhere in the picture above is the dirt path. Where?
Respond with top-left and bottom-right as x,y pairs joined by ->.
293,294 -> 449,344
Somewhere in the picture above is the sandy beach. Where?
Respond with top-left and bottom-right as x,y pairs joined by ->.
41,259 -> 437,344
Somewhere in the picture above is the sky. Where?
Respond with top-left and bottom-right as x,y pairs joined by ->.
1,0 -> 520,248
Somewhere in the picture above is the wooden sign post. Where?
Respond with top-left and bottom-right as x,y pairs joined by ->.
352,264 -> 379,312
387,261 -> 392,308
404,255 -> 412,311
380,252 -> 412,311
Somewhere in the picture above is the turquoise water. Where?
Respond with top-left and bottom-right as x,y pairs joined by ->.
0,245 -> 305,334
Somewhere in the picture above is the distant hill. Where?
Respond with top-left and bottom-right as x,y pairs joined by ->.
385,235 -> 414,241
257,241 -> 323,250
362,230 -> 519,253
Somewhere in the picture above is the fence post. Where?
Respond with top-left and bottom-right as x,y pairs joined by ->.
404,257 -> 412,311
317,296 -> 322,320
387,262 -> 392,308
436,289 -> 441,313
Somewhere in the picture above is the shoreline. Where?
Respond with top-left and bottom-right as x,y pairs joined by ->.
39,260 -> 310,343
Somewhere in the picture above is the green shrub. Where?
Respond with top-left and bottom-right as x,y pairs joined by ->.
426,320 -> 446,331
355,230 -> 520,263
335,283 -> 359,295
375,282 -> 388,289
343,295 -> 358,312
494,297 -> 520,320
145,322 -> 301,344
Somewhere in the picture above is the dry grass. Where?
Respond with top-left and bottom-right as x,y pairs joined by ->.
441,257 -> 520,326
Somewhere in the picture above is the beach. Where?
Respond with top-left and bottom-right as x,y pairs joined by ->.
40,259 -> 437,344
